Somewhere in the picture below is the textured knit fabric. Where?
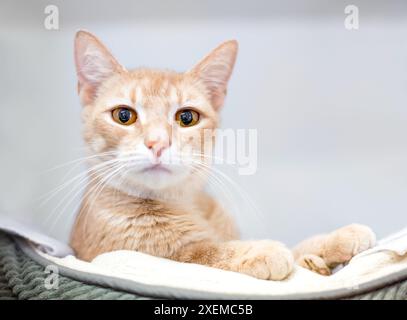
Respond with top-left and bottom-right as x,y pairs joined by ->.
0,232 -> 149,300
0,231 -> 406,300
350,281 -> 407,300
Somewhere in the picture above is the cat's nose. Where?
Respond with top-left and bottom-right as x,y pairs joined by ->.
144,125 -> 171,159
145,139 -> 170,159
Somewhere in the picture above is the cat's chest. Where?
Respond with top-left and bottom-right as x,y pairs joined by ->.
88,208 -> 197,257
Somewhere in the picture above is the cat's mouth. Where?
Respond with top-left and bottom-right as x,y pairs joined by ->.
140,164 -> 172,174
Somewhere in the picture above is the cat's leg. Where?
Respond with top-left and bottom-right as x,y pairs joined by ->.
172,240 -> 294,280
197,193 -> 240,241
205,204 -> 240,241
293,224 -> 376,275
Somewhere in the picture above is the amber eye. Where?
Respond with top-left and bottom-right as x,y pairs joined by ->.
112,106 -> 137,125
175,109 -> 200,127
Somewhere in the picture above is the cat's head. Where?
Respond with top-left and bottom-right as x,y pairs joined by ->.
74,31 -> 237,200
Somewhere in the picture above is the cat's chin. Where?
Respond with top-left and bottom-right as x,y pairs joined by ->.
141,164 -> 172,175
137,163 -> 190,189
112,183 -> 199,203
107,168 -> 203,202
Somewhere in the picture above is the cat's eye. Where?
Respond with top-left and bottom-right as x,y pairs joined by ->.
112,106 -> 137,125
175,109 -> 200,127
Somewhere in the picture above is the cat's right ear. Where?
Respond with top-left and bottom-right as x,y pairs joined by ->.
74,30 -> 126,106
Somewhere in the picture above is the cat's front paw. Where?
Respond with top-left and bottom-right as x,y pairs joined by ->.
323,224 -> 376,267
236,241 -> 294,280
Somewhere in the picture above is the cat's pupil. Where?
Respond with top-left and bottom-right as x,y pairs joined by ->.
118,109 -> 131,123
180,111 -> 193,125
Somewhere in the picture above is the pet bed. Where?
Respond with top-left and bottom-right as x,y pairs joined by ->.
1,222 -> 407,300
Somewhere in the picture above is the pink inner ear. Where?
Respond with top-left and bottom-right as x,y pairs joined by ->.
201,62 -> 232,107
74,40 -> 101,105
74,31 -> 124,105
191,41 -> 238,110
74,34 -> 98,85
75,41 -> 113,85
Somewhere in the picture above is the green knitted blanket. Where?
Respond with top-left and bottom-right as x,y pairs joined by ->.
0,231 -> 406,300
0,232 -> 149,300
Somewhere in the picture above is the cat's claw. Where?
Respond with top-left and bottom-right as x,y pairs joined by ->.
296,254 -> 331,276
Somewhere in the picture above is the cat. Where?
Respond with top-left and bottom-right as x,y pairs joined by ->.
70,31 -> 375,280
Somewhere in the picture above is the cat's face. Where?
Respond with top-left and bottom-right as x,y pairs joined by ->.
74,31 -> 238,200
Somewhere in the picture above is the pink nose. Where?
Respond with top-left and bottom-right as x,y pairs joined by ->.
145,139 -> 170,159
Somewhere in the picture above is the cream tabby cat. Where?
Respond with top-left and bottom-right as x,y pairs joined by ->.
70,31 -> 375,280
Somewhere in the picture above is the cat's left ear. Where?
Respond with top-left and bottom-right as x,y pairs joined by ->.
188,40 -> 238,110
74,30 -> 126,106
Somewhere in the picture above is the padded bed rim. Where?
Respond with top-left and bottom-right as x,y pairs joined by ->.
16,236 -> 407,300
